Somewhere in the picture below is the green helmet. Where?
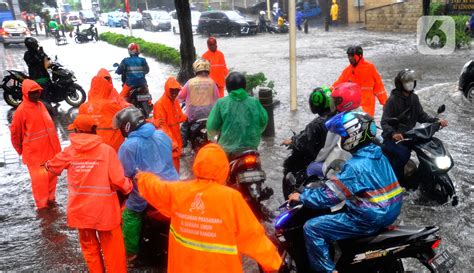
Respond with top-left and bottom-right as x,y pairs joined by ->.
309,86 -> 332,115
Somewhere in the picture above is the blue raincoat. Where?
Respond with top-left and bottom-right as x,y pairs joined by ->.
118,123 -> 179,212
116,55 -> 150,87
300,144 -> 402,273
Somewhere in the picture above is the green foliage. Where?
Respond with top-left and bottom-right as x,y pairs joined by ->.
99,32 -> 181,67
453,15 -> 472,48
429,3 -> 445,15
244,72 -> 275,96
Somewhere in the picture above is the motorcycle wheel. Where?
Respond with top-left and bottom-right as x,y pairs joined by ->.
65,84 -> 86,107
434,174 -> 457,205
74,36 -> 82,44
3,88 -> 22,107
279,250 -> 297,273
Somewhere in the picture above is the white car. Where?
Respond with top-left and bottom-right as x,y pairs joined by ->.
169,10 -> 201,34
0,20 -> 31,47
99,13 -> 109,26
67,12 -> 82,26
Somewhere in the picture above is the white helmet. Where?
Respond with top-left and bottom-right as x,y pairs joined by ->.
260,11 -> 266,16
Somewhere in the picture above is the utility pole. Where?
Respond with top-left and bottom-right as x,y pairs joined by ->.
289,0 -> 297,111
266,0 -> 271,20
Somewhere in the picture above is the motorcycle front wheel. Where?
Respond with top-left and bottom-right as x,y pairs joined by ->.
74,36 -> 82,44
3,87 -> 23,107
65,84 -> 86,107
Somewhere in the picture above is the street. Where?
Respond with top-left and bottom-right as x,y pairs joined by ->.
0,25 -> 473,271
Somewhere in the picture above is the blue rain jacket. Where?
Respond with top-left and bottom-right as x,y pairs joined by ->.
118,123 -> 179,212
116,55 -> 150,87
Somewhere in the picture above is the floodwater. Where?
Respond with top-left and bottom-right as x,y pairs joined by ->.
0,25 -> 472,272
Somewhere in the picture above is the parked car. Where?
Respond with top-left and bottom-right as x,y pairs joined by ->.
197,10 -> 258,36
66,12 -> 82,26
170,10 -> 200,34
80,10 -> 96,24
459,60 -> 474,103
99,12 -> 109,26
107,11 -> 122,27
121,11 -> 143,29
0,20 -> 30,47
142,10 -> 171,31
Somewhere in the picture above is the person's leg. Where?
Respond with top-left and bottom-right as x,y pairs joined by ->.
383,140 -> 411,180
47,172 -> 57,203
78,229 -> 105,273
122,208 -> 143,258
27,165 -> 50,209
99,225 -> 127,273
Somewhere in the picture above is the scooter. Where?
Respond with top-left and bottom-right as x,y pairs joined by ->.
227,150 -> 274,221
274,179 -> 456,273
74,24 -> 99,43
188,118 -> 209,153
385,105 -> 458,206
1,57 -> 86,108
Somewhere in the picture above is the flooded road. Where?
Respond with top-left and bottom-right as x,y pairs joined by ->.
0,26 -> 472,272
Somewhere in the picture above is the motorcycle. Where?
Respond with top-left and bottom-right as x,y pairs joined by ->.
385,105 -> 458,206
188,118 -> 209,153
50,29 -> 68,46
267,21 -> 289,34
274,179 -> 456,273
227,150 -> 274,221
1,58 -> 86,108
74,24 -> 99,43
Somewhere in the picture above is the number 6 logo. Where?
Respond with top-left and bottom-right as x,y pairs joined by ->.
417,16 -> 455,55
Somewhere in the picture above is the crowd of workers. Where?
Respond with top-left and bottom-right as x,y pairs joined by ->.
8,33 -> 448,273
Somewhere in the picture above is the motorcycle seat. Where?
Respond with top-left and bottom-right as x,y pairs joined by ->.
347,225 -> 439,245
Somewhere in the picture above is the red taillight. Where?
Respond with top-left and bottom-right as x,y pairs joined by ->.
0,29 -> 7,36
431,239 -> 441,249
243,155 -> 258,166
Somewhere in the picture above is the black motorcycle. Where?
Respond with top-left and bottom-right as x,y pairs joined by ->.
188,118 -> 209,153
385,105 -> 458,206
274,181 -> 456,273
1,60 -> 86,108
74,24 -> 99,44
227,150 -> 274,221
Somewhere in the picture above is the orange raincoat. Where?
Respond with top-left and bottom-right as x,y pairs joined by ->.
96,68 -> 129,107
153,77 -> 187,172
46,132 -> 132,273
10,79 -> 61,209
202,49 -> 229,98
136,143 -> 282,273
79,74 -> 125,151
332,57 -> 387,116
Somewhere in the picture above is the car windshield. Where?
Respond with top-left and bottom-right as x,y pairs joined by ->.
0,3 -> 9,11
130,12 -> 142,19
82,11 -> 94,17
69,15 -> 79,20
2,21 -> 27,28
154,11 -> 170,20
224,11 -> 244,20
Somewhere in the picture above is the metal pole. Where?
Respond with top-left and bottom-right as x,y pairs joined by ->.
289,0 -> 297,111
358,0 -> 361,23
145,0 -> 149,11
266,0 -> 271,20
128,12 -> 133,36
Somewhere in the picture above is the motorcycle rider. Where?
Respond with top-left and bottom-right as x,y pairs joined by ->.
207,72 -> 268,156
114,106 -> 179,262
258,11 -> 267,32
331,45 -> 387,116
288,111 -> 403,273
381,68 -> 448,182
116,43 -> 150,101
135,143 -> 282,273
23,37 -> 51,97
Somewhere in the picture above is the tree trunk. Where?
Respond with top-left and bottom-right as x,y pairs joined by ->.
175,0 -> 196,84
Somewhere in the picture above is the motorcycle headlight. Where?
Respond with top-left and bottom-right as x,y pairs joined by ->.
71,75 -> 76,81
435,156 -> 451,170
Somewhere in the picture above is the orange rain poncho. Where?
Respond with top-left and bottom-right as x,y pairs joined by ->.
10,79 -> 61,209
202,49 -> 229,98
136,143 -> 282,273
79,72 -> 126,151
331,57 -> 387,116
153,77 -> 187,172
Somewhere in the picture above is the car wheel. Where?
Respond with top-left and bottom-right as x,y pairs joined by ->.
465,83 -> 474,103
230,27 -> 240,37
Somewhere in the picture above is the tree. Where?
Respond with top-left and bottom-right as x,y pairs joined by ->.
174,0 -> 195,84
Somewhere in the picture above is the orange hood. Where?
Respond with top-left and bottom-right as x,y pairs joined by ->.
96,68 -> 111,79
21,79 -> 43,102
192,143 -> 229,184
88,75 -> 113,101
164,76 -> 181,100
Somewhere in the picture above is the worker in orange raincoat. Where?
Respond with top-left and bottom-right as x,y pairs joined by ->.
136,143 -> 282,273
153,76 -> 187,172
202,36 -> 229,98
331,45 -> 387,116
79,70 -> 127,151
96,68 -> 129,108
45,114 -> 132,273
10,79 -> 61,209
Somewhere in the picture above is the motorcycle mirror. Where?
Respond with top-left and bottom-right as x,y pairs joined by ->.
113,63 -> 119,67
54,55 -> 58,61
437,104 -> 446,114
386,118 -> 399,127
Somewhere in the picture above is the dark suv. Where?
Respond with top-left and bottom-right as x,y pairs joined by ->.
197,10 -> 258,36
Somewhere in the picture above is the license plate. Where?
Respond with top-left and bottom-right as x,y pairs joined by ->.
429,250 -> 455,272
11,33 -> 20,36
237,170 -> 266,183
136,94 -> 152,102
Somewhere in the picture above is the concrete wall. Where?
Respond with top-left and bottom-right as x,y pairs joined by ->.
365,0 -> 422,32
347,0 -> 395,23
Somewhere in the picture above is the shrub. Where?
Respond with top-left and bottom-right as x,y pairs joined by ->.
429,3 -> 445,16
453,15 -> 472,49
99,32 -> 181,67
244,72 -> 275,96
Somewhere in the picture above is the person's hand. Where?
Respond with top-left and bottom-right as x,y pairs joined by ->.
288,192 -> 300,202
281,138 -> 292,146
439,119 -> 448,127
392,133 -> 404,142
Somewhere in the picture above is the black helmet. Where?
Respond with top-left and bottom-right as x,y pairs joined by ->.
346,45 -> 363,56
25,37 -> 39,51
112,106 -> 146,137
226,72 -> 246,92
395,69 -> 419,93
309,86 -> 332,115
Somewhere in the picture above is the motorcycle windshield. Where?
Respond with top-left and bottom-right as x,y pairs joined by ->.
405,123 -> 439,140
